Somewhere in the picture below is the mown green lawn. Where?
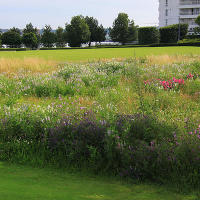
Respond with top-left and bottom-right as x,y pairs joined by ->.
0,162 -> 198,200
0,46 -> 200,62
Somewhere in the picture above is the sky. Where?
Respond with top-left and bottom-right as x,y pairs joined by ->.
0,0 -> 159,29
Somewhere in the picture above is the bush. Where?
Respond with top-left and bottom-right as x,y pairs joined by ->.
160,24 -> 188,43
185,34 -> 200,39
138,27 -> 160,45
1,109 -> 200,189
178,38 -> 200,46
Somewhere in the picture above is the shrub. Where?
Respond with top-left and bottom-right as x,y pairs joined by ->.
178,38 -> 200,46
1,108 -> 200,189
0,48 -> 31,51
160,24 -> 188,43
138,27 -> 160,45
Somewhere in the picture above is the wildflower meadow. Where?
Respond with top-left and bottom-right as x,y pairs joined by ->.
0,55 -> 199,191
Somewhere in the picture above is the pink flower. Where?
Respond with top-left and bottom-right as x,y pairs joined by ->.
187,73 -> 194,79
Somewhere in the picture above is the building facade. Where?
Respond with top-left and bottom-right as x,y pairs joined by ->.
159,0 -> 200,33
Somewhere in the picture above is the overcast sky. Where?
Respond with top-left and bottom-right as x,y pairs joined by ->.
0,0 -> 159,29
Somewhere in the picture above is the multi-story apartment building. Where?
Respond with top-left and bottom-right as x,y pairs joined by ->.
159,0 -> 200,34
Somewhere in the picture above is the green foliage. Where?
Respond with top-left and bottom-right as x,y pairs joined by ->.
65,15 -> 91,47
85,16 -> 106,45
160,24 -> 188,43
178,38 -> 200,45
85,16 -> 98,46
10,27 -> 21,35
110,13 -> 137,44
127,20 -> 138,42
194,15 -> 200,35
22,32 -> 38,49
41,25 -> 56,48
0,48 -> 30,51
55,27 -> 66,47
195,15 -> 200,26
23,23 -> 38,35
110,13 -> 129,44
1,31 -> 22,48
138,27 -> 159,44
96,25 -> 106,43
23,23 -> 41,47
183,79 -> 200,95
0,31 -> 2,47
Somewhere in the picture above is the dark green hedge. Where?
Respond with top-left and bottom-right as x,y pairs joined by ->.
160,24 -> 188,43
40,45 -> 144,50
149,42 -> 200,47
185,34 -> 200,39
0,48 -> 31,51
138,27 -> 160,45
40,47 -> 83,50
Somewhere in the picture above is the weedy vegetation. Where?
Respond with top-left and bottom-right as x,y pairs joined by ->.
0,51 -> 200,197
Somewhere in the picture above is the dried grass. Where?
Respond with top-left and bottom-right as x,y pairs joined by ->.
146,55 -> 200,65
0,57 -> 58,75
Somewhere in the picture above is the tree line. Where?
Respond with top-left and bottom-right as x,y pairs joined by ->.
1,12 -> 199,48
0,13 -> 137,48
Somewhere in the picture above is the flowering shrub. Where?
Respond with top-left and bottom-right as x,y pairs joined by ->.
160,78 -> 184,90
144,72 -> 200,91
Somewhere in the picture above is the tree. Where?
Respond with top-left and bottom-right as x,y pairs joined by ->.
55,27 -> 65,47
23,23 -> 40,47
41,25 -> 56,48
85,16 -> 106,45
0,31 -> 2,47
96,25 -> 106,43
23,23 -> 37,34
22,32 -> 38,49
127,20 -> 138,42
110,13 -> 129,44
1,31 -> 21,48
194,15 -> 200,34
65,15 -> 90,47
10,27 -> 21,35
85,16 -> 98,46
110,13 -> 137,44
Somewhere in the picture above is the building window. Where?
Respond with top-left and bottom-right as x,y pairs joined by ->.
166,9 -> 168,16
166,0 -> 168,6
166,19 -> 168,26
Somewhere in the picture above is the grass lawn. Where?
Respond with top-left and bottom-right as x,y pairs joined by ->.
0,46 -> 200,62
0,162 -> 197,200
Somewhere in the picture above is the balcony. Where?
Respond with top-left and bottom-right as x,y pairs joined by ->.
180,8 -> 200,17
179,0 -> 200,8
180,0 -> 200,5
